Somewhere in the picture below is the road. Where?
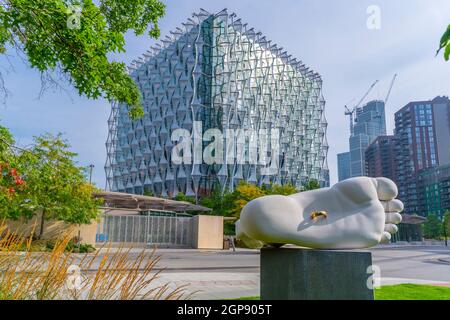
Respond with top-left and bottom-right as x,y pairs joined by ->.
370,246 -> 450,283
88,245 -> 450,299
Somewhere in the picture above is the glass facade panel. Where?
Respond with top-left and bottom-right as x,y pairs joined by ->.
105,9 -> 329,197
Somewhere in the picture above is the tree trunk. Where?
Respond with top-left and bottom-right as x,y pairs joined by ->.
38,209 -> 46,240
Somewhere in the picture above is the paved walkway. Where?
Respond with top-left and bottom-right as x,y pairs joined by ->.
82,245 -> 450,299
156,272 -> 260,300
152,246 -> 450,299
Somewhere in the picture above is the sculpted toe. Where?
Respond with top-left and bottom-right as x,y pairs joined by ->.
384,224 -> 399,234
333,177 -> 379,204
381,231 -> 392,243
375,177 -> 398,201
386,212 -> 402,224
382,199 -> 404,212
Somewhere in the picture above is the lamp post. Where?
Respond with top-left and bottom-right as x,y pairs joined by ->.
88,164 -> 94,184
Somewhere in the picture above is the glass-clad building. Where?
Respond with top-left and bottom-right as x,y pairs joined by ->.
105,9 -> 329,198
337,152 -> 350,181
349,100 -> 386,177
337,100 -> 386,181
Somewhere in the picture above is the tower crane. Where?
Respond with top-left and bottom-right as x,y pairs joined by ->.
384,74 -> 397,106
344,80 -> 379,136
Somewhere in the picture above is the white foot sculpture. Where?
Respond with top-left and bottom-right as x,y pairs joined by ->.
236,177 -> 404,249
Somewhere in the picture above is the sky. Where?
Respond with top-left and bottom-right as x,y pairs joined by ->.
0,0 -> 449,188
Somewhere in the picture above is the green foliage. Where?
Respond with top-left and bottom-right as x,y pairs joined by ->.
45,238 -> 95,253
0,125 -> 14,155
173,192 -> 196,204
301,179 -> 321,191
143,189 -> 154,197
437,24 -> 450,61
0,0 -> 166,118
423,214 -> 442,239
229,182 -> 267,218
199,182 -> 302,221
264,183 -> 298,196
198,187 -> 236,235
25,133 -> 102,225
0,124 -> 102,234
199,187 -> 234,217
223,223 -> 235,236
0,125 -> 33,219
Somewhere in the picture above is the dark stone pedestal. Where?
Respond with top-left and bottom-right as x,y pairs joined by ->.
260,248 -> 374,300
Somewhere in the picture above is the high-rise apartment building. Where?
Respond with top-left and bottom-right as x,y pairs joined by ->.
338,100 -> 386,181
365,135 -> 396,181
105,9 -> 329,198
432,96 -> 450,165
394,96 -> 450,215
349,100 -> 387,177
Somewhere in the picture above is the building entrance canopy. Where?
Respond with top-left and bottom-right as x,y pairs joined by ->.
94,191 -> 212,213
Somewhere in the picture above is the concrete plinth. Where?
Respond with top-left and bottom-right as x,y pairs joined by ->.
261,248 -> 374,300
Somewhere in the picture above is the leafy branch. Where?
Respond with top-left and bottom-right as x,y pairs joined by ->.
437,24 -> 450,61
0,0 -> 166,118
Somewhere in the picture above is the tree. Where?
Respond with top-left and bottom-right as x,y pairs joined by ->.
0,125 -> 33,220
0,0 -> 166,118
173,192 -> 196,205
437,24 -> 450,61
301,179 -> 321,191
206,182 -> 299,219
24,133 -> 102,238
194,181 -> 322,231
143,189 -> 154,197
443,211 -> 450,246
0,160 -> 30,219
199,187 -> 234,217
265,183 -> 298,196
423,214 -> 442,240
230,182 -> 266,218
0,125 -> 102,239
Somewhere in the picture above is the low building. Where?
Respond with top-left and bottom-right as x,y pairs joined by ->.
94,191 -> 224,249
392,214 -> 426,242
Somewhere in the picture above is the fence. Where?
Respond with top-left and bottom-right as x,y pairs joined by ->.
96,215 -> 193,247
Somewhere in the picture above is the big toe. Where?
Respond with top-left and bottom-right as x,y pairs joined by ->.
375,177 -> 398,201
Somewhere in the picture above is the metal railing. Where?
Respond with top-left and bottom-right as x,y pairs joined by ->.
97,215 -> 193,247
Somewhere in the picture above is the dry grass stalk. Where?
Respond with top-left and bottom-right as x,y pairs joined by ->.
0,221 -> 191,300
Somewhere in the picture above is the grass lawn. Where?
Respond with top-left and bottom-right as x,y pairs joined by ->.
375,284 -> 450,300
233,284 -> 450,300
